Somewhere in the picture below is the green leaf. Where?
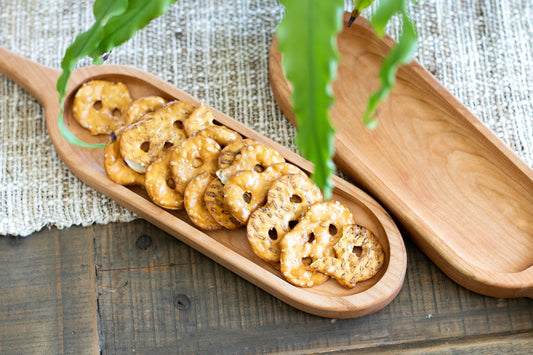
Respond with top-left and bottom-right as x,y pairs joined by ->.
56,0 -> 128,148
93,0 -> 128,20
277,0 -> 344,200
56,22 -> 103,104
57,113 -> 107,149
56,0 -> 179,148
90,0 -> 178,61
362,0 -> 418,126
57,0 -> 128,104
353,0 -> 376,13
371,0 -> 404,36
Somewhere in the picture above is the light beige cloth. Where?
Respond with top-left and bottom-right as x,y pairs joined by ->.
0,0 -> 531,236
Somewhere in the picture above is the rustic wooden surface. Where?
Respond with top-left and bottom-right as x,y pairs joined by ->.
1,220 -> 532,354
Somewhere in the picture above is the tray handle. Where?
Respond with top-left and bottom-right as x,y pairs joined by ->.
0,46 -> 61,108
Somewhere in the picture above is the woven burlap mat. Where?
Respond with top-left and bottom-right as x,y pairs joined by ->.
1,0 -> 531,236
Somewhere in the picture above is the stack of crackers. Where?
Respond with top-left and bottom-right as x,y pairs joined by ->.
72,80 -> 385,289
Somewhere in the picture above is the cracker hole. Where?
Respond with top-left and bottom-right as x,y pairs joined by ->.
328,224 -> 338,236
307,232 -> 315,244
192,158 -> 203,168
268,227 -> 278,240
163,142 -> 173,151
112,108 -> 122,117
93,100 -> 102,110
166,177 -> 176,189
235,153 -> 242,160
352,246 -> 363,257
242,191 -> 252,204
302,257 -> 312,266
290,194 -> 302,203
254,164 -> 265,173
288,220 -> 298,229
140,142 -> 150,152
174,120 -> 184,130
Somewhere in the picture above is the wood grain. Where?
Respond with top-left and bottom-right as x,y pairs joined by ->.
93,221 -> 533,354
0,46 -> 406,318
1,221 -> 532,354
268,14 -> 533,298
0,228 -> 99,354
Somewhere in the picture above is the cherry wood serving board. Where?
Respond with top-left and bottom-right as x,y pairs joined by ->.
0,45 -> 407,318
269,14 -> 533,298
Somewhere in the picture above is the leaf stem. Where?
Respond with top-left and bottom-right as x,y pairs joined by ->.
347,9 -> 360,27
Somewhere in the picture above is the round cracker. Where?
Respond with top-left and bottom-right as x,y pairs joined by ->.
169,136 -> 221,194
204,178 -> 243,230
120,100 -> 193,172
309,225 -> 385,288
247,173 -> 322,262
184,172 -> 222,230
73,80 -> 132,135
104,135 -> 145,185
144,148 -> 184,210
279,201 -> 355,287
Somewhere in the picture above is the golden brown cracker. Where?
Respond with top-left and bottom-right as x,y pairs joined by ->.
216,142 -> 285,184
247,173 -> 322,262
218,138 -> 257,169
184,172 -> 223,230
196,125 -> 242,147
279,201 -> 355,287
123,96 -> 166,126
119,100 -> 193,173
204,178 -> 243,230
223,163 -> 304,224
73,80 -> 132,135
144,148 -> 184,210
183,103 -> 214,136
309,225 -> 384,288
104,135 -> 145,185
169,136 -> 221,194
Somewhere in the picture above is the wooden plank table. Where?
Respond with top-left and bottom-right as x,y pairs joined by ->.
1,220 -> 532,354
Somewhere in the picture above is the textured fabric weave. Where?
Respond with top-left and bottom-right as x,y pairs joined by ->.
0,0 -> 531,236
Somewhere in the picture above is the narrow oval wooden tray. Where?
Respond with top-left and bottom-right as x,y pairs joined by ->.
0,46 -> 407,318
269,14 -> 533,298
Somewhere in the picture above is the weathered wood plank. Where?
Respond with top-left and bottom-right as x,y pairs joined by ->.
2,219 -> 532,354
291,330 -> 533,354
93,219 -> 533,354
0,227 -> 99,355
